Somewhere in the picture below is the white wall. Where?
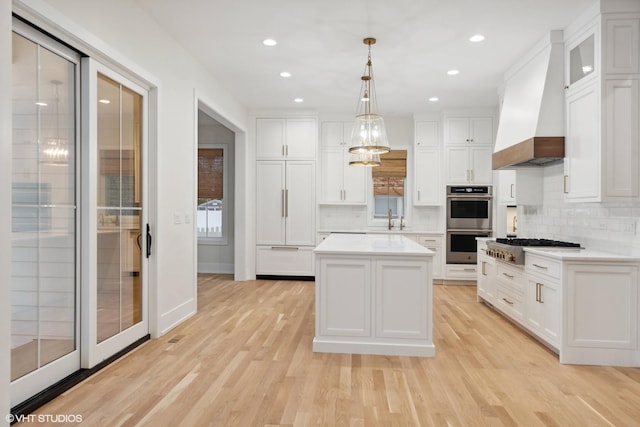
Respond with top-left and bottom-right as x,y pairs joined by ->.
1,0 -> 12,421
13,0 -> 250,340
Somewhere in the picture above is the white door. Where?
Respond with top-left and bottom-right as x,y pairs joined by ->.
82,59 -> 149,368
285,161 -> 315,246
470,146 -> 493,184
10,21 -> 81,407
446,147 -> 470,183
415,149 -> 440,205
256,161 -> 286,245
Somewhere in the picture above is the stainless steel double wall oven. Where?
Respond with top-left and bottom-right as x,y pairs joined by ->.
446,185 -> 493,264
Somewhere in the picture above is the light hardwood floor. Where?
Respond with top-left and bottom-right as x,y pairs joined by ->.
29,274 -> 640,426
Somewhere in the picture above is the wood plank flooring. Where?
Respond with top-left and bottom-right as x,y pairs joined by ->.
28,274 -> 640,426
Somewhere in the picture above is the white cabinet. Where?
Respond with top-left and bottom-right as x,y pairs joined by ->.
564,13 -> 640,202
319,121 -> 366,204
442,115 -> 494,185
563,262 -> 639,366
256,161 -> 315,245
319,148 -> 366,204
414,149 -> 441,204
415,234 -> 443,278
497,170 -> 516,205
494,262 -> 525,321
444,117 -> 493,146
320,121 -> 353,148
477,245 -> 496,302
414,121 -> 441,205
256,117 -> 317,160
256,160 -> 316,276
313,233 -> 435,357
525,254 -> 561,348
564,82 -> 600,201
445,146 -> 493,184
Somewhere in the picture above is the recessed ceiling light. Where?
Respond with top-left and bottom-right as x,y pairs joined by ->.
469,34 -> 485,42
35,101 -> 48,106
428,97 -> 439,102
447,69 -> 460,76
262,38 -> 277,46
99,99 -> 111,104
294,98 -> 304,103
280,71 -> 292,78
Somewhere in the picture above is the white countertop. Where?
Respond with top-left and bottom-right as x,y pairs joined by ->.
314,233 -> 433,257
524,247 -> 640,262
317,229 -> 443,235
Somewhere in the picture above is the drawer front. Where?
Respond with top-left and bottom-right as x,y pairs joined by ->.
495,285 -> 524,321
526,254 -> 561,280
496,263 -> 525,294
256,246 -> 315,276
416,235 -> 442,247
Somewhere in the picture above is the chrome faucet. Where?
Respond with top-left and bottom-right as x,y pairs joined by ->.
388,209 -> 393,230
400,216 -> 405,230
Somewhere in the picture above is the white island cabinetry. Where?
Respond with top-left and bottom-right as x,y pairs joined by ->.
314,233 -> 435,357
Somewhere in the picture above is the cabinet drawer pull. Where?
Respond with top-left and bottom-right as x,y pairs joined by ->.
417,190 -> 421,201
563,175 -> 568,194
532,263 -> 548,270
271,246 -> 300,250
502,297 -> 514,305
463,268 -> 476,272
502,273 -> 514,279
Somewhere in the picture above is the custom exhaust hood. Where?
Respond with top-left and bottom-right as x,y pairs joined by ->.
493,31 -> 565,170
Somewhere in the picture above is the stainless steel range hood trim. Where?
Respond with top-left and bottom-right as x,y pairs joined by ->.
492,137 -> 564,169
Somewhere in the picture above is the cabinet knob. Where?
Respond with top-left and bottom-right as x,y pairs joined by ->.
564,85 -> 570,90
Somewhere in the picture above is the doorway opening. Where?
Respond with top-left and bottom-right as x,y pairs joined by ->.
197,107 -> 235,274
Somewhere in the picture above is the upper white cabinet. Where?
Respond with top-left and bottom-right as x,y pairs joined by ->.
256,117 -> 317,160
415,121 -> 440,148
564,11 -> 640,202
444,117 -> 493,146
444,115 -> 494,185
446,145 -> 493,184
564,82 -> 600,201
414,121 -> 441,205
320,121 -> 353,148
319,121 -> 366,204
497,170 -> 516,204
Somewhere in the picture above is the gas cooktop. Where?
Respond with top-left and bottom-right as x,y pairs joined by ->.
494,238 -> 581,248
486,238 -> 582,264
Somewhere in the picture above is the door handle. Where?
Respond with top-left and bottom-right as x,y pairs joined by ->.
146,223 -> 152,258
285,189 -> 289,217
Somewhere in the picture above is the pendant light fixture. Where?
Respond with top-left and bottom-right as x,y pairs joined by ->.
348,37 -> 390,167
42,79 -> 68,163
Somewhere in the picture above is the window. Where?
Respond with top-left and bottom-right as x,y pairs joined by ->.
371,149 -> 407,221
197,145 -> 226,241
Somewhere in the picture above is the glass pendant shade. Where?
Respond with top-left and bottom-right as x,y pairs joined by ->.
348,113 -> 389,154
348,37 -> 390,160
348,150 -> 381,167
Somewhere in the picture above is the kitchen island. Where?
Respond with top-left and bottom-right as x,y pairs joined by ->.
313,233 -> 435,357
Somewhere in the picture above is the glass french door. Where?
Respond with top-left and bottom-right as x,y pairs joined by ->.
81,59 -> 149,368
10,21 -> 80,406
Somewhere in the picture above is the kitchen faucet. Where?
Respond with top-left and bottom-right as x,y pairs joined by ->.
388,209 -> 393,230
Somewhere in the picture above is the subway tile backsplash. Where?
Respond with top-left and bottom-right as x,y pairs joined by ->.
517,163 -> 640,256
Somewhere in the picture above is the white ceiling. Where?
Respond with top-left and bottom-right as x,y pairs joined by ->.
135,0 -> 596,116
